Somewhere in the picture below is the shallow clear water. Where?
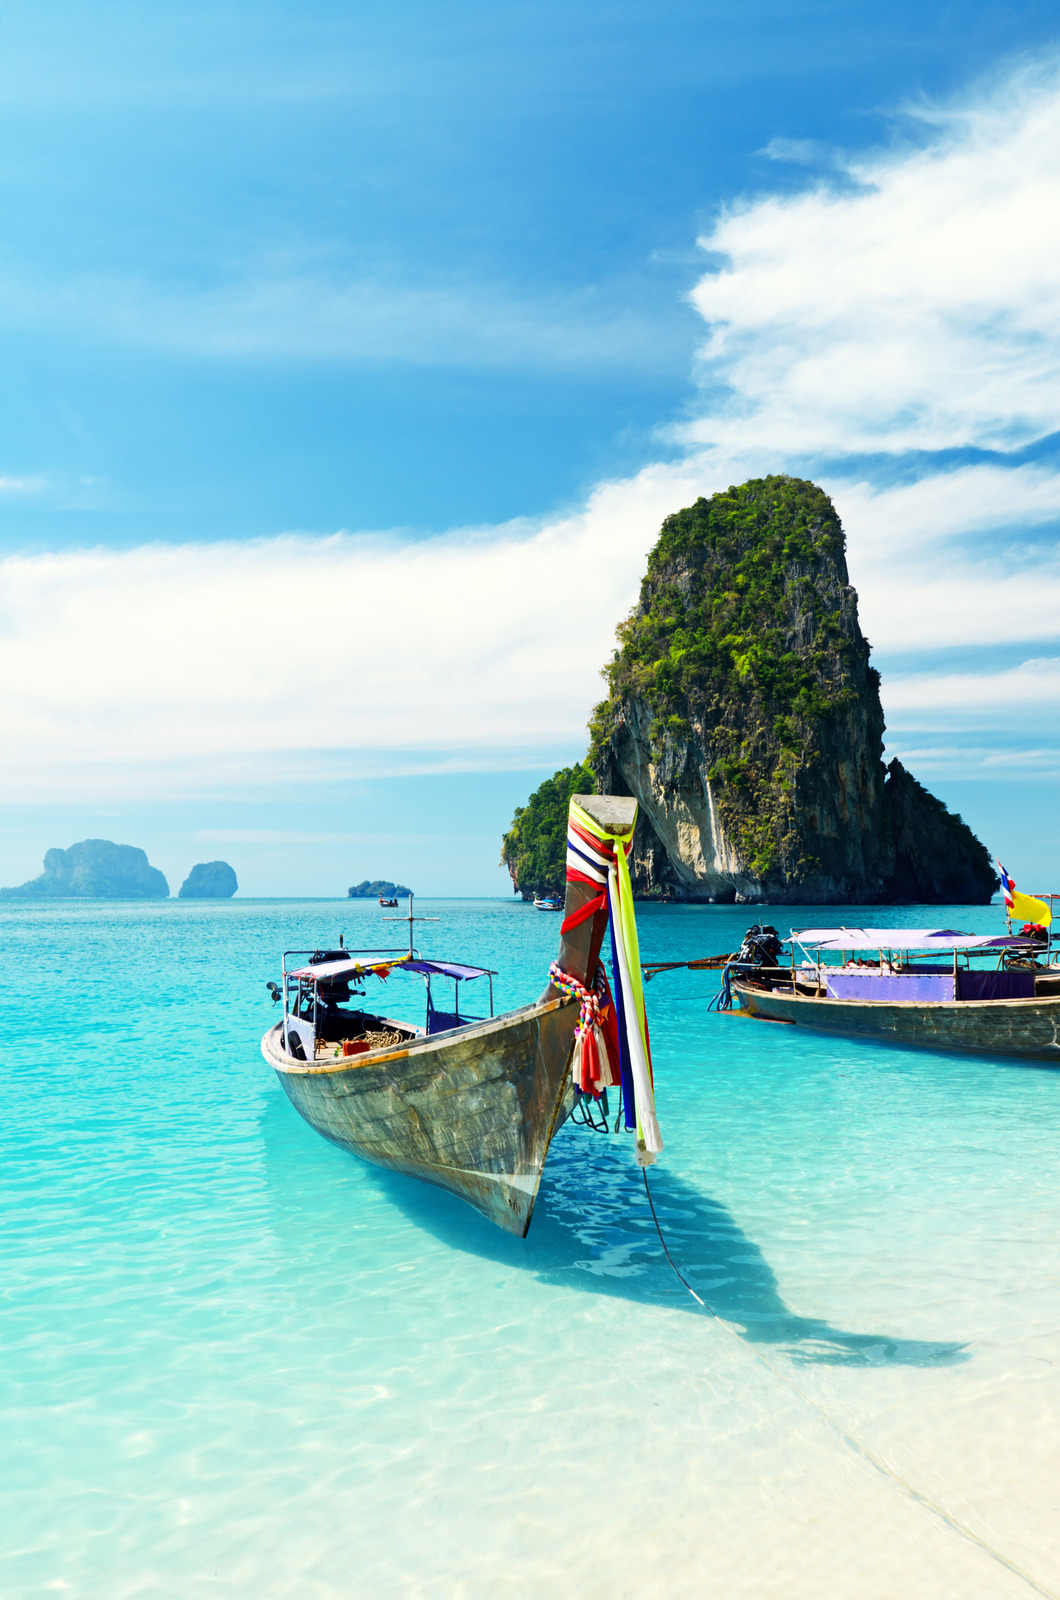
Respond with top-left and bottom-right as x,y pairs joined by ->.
3,897 -> 1059,1598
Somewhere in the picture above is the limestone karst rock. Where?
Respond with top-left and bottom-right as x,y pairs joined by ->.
500,764 -> 594,901
586,476 -> 996,904
178,861 -> 238,899
1,839 -> 170,898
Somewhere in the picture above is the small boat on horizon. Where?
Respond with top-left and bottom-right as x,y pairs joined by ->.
378,896 -> 398,907
532,895 -> 563,910
262,795 -> 663,1234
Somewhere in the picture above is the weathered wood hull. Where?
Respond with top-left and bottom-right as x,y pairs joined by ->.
262,995 -> 580,1235
263,791 -> 640,1235
733,980 -> 1060,1061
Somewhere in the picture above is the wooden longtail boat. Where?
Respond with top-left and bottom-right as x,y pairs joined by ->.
730,925 -> 1060,1062
261,794 -> 646,1235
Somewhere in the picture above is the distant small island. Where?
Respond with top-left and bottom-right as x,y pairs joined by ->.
348,880 -> 412,899
1,839 -> 169,899
179,861 -> 238,899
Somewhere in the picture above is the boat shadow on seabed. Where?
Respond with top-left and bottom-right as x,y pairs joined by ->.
376,1125 -> 967,1371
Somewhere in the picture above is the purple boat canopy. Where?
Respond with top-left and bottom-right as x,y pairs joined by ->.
401,959 -> 495,981
288,956 -> 496,983
792,927 -> 1010,953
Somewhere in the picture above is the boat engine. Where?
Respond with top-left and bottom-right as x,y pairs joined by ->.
737,924 -> 783,967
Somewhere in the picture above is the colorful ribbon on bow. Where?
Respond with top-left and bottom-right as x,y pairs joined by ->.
557,799 -> 663,1165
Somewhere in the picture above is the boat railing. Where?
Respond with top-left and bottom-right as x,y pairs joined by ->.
280,946 -> 414,1032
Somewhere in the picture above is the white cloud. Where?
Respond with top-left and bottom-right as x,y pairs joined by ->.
828,465 -> 1060,651
0,459 -> 712,801
677,61 -> 1060,678
688,57 -> 1060,458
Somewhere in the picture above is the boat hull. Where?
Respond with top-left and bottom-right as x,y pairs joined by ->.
262,995 -> 579,1235
733,980 -> 1060,1061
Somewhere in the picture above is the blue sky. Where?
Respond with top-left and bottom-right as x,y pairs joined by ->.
2,1 -> 1060,896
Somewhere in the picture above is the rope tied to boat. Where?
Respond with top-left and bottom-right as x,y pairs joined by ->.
548,961 -> 619,1100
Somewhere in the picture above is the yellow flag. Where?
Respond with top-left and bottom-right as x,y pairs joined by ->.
1010,889 -> 1052,927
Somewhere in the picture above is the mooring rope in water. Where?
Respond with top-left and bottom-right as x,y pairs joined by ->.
640,1169 -> 1058,1600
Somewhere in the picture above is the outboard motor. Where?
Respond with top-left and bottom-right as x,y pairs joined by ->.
737,924 -> 783,967
306,949 -> 368,1037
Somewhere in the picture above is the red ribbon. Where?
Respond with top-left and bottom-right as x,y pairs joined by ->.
560,867 -> 607,933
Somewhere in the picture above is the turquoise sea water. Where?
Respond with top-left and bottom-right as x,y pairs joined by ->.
3,897 -> 1060,1598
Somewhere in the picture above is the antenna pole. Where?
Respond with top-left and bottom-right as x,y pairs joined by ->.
382,891 -> 438,956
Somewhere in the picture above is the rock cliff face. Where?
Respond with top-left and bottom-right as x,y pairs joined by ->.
1,839 -> 170,898
178,861 -> 238,899
588,477 -> 996,904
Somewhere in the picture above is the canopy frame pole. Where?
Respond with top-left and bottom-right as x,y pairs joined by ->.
282,954 -> 289,1041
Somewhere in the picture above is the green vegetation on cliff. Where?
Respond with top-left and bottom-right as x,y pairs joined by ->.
588,476 -> 872,883
500,764 -> 593,899
348,880 -> 412,899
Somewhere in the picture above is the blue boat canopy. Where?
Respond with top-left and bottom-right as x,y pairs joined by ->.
792,927 -> 1017,952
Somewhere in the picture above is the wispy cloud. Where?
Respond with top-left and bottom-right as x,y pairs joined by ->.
0,268 -> 690,377
881,742 -> 1060,778
194,830 -> 433,846
759,137 -> 838,167
885,657 -> 1060,712
0,475 -> 45,494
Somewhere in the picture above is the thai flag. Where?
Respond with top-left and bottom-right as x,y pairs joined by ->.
997,858 -> 1015,914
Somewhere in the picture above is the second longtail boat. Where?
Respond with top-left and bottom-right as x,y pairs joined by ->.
727,921 -> 1060,1061
261,794 -> 662,1235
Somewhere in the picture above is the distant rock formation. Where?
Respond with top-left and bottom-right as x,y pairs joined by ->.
178,861 -> 238,899
348,880 -> 412,899
581,476 -> 996,904
1,839 -> 170,899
